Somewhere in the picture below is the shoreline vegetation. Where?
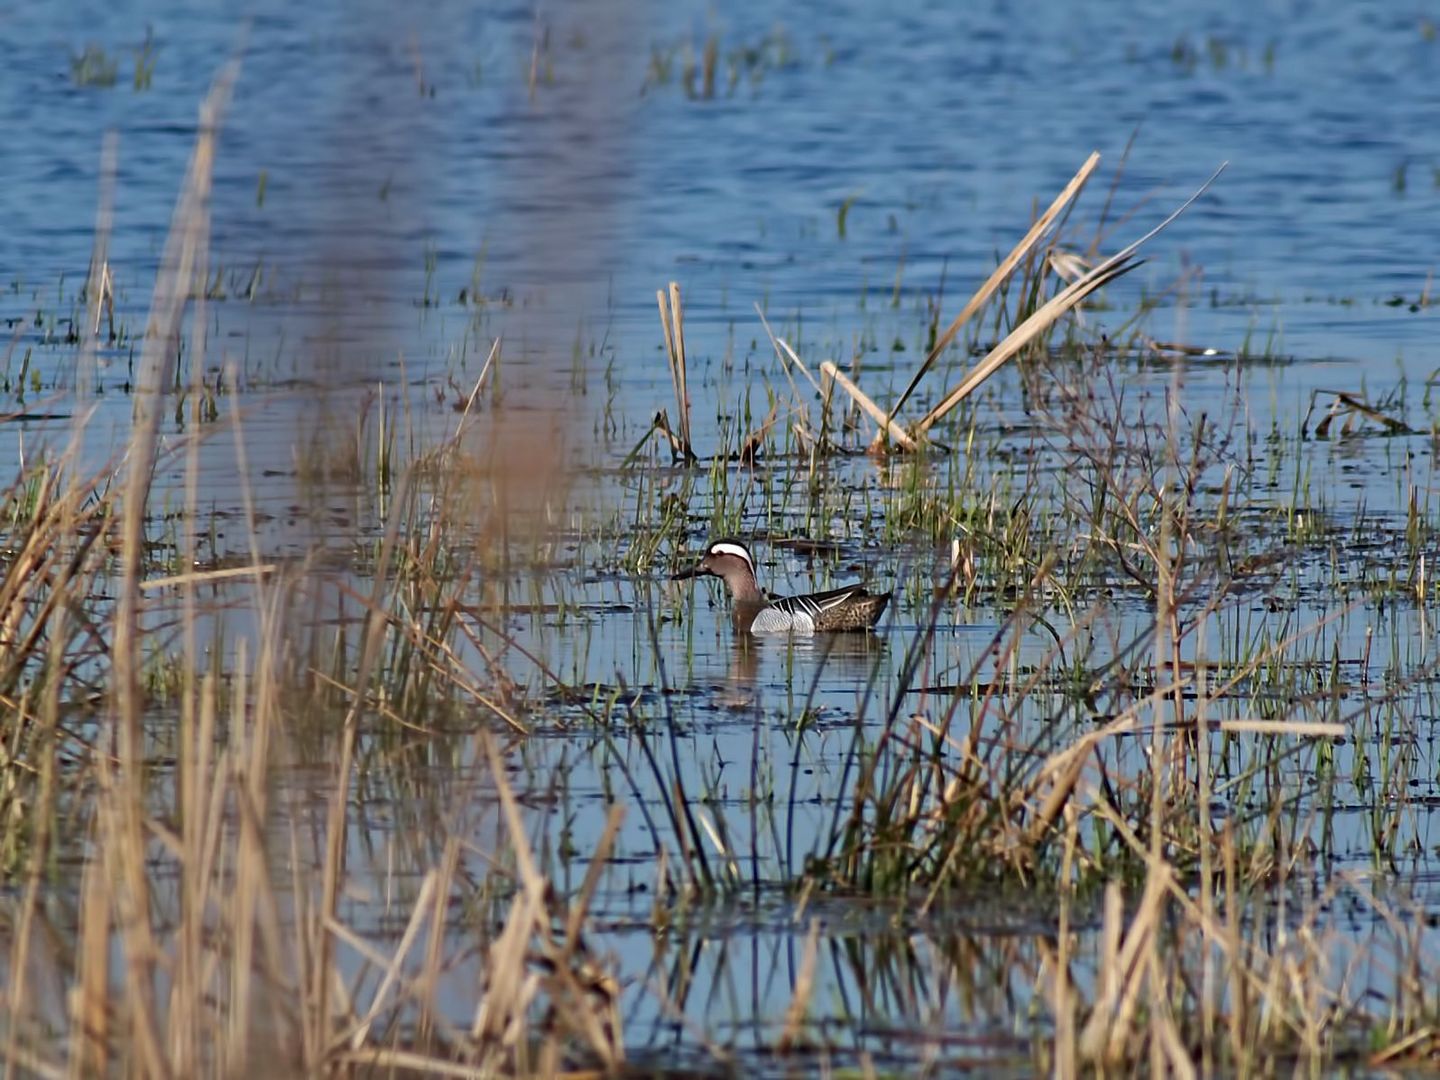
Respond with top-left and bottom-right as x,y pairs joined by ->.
2,64 -> 1439,1077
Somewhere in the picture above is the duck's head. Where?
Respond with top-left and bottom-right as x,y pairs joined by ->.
670,539 -> 764,602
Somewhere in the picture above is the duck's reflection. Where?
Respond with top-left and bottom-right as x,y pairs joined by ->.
719,630 -> 891,712
797,630 -> 891,670
717,632 -> 761,710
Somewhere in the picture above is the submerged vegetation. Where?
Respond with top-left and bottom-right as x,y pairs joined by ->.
4,50 -> 1440,1080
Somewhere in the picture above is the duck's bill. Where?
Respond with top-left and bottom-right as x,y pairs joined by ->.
670,563 -> 706,580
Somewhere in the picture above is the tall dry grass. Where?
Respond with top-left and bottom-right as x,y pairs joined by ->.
0,68 -> 630,1080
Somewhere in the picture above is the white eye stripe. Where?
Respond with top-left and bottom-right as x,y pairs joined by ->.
708,542 -> 755,572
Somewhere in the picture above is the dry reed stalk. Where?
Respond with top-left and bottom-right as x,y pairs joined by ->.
470,876 -> 540,1059
415,835 -> 462,1046
820,361 -> 918,450
78,132 -> 118,398
312,470 -> 412,1068
1221,825 -> 1248,1067
331,1048 -> 500,1077
668,286 -> 688,447
883,151 -> 1102,435
178,105 -> 217,1028
1092,884 -> 1122,1044
561,805 -> 624,958
89,755 -> 169,1079
1050,811 -> 1081,1080
657,282 -> 696,460
68,816 -> 111,1080
0,469 -> 55,653
755,307 -> 826,430
1372,1029 -> 1440,1067
915,164 -> 1225,439
345,871 -> 439,1050
1085,794 -> 1334,1057
227,665 -> 270,1074
114,60 -> 236,703
1153,1004 -> 1197,1079
102,63 -> 237,1080
738,402 -> 778,464
169,669 -> 211,1077
691,804 -> 742,883
1079,865 -> 1173,1063
772,336 -> 827,446
4,636 -> 64,1080
1218,719 -> 1347,738
139,563 -> 280,591
470,734 -> 625,1071
914,255 -> 1144,439
452,337 -> 502,438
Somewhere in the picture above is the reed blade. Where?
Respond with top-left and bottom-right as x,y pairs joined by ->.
887,150 -> 1102,426
910,162 -> 1225,441
915,254 -> 1144,436
819,361 -> 918,451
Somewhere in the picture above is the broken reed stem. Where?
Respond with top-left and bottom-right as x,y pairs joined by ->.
914,255 -> 1143,438
1079,866 -> 1173,1063
849,159 -> 1226,450
657,282 -> 695,461
754,310 -> 824,438
885,150 -> 1102,427
1218,719 -> 1348,738
454,336 -> 502,438
820,361 -> 918,451
669,282 -> 689,451
79,132 -> 118,401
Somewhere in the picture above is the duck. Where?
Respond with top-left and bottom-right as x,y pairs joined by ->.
671,538 -> 890,633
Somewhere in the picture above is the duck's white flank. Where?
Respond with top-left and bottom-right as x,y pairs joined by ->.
748,605 -> 815,634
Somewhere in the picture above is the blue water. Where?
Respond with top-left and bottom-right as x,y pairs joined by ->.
4,1 -> 1437,386
6,0 -> 1440,1070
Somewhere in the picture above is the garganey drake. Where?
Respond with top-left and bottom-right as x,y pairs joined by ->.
671,538 -> 891,634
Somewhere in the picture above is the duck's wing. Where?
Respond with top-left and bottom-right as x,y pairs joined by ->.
773,585 -> 870,612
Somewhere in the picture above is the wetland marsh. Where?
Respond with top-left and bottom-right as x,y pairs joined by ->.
2,2 -> 1440,1076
